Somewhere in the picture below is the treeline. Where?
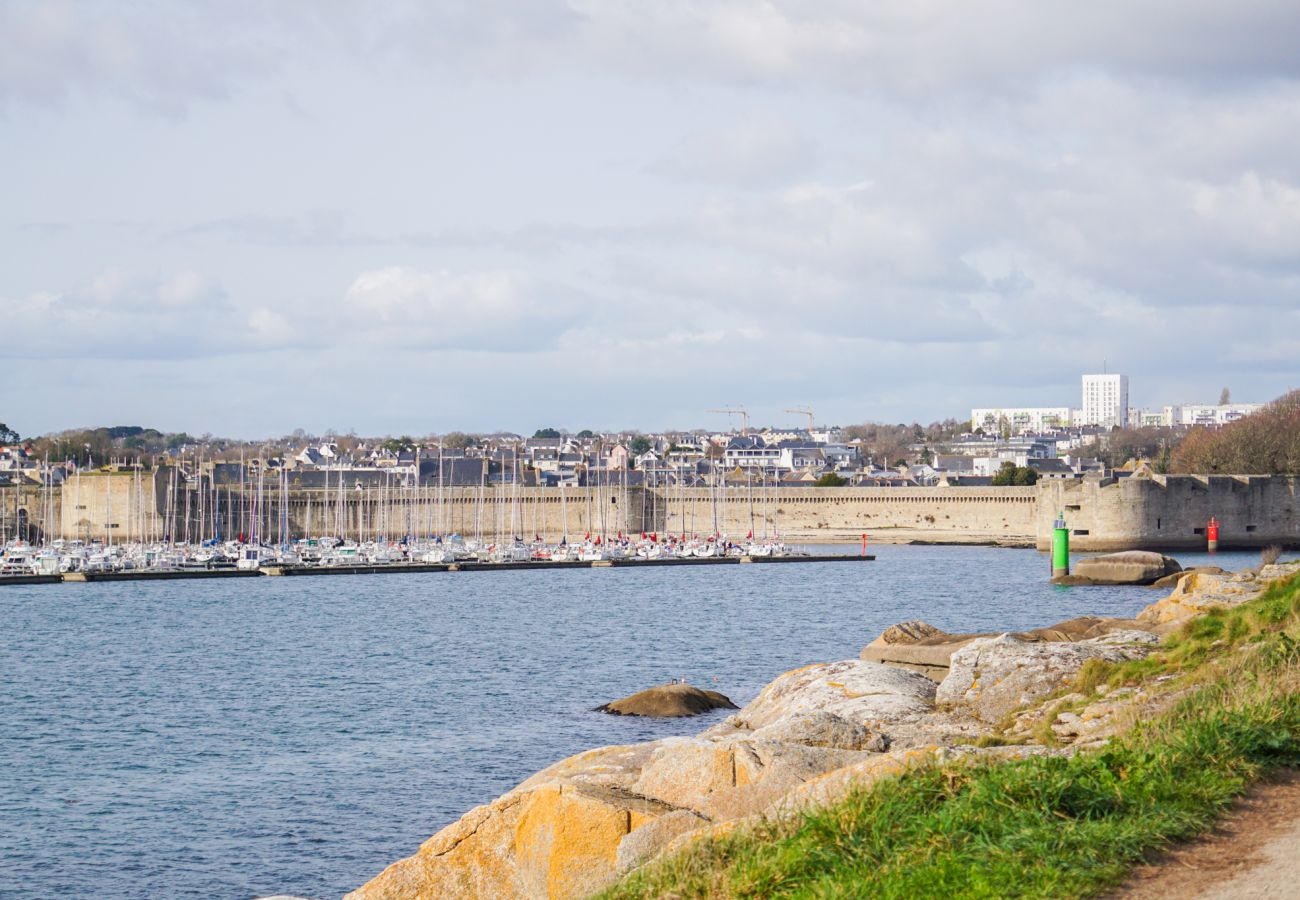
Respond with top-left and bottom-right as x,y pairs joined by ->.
1092,426 -> 1185,471
1171,390 -> 1300,474
28,426 -> 201,467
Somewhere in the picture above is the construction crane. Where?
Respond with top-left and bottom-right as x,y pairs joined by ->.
707,407 -> 750,436
784,406 -> 815,432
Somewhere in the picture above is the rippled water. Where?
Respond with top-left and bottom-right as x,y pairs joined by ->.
0,545 -> 1283,899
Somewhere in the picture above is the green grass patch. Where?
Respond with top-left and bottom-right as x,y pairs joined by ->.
599,572 -> 1300,900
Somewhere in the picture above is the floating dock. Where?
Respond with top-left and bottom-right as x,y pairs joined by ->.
0,553 -> 874,585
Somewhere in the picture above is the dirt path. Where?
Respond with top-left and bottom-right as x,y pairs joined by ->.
1113,768 -> 1300,899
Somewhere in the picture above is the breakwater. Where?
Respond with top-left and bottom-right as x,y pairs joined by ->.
6,472 -> 1298,550
0,552 -> 874,586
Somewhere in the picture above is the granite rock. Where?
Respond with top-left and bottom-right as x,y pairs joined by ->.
936,632 -> 1157,723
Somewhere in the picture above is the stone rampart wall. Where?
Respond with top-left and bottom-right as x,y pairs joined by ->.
42,472 -> 1300,550
1036,475 -> 1300,551
57,472 -> 162,542
1,480 -> 62,543
653,487 -> 1038,544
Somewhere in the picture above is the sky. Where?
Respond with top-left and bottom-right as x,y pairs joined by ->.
2,1 -> 1298,439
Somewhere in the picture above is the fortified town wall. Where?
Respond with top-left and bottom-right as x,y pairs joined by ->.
655,486 -> 1038,545
24,473 -> 1300,550
0,481 -> 61,544
1036,474 -> 1300,551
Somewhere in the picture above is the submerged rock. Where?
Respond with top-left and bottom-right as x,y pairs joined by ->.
596,682 -> 737,718
1072,551 -> 1182,585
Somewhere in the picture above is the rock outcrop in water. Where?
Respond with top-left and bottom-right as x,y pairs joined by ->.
596,682 -> 737,717
345,564 -> 1292,900
1064,550 -> 1182,585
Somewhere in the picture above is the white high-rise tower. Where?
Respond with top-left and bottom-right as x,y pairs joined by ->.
1081,373 -> 1129,428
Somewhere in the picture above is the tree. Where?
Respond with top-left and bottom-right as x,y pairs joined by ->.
1171,390 -> 1300,474
1155,443 -> 1172,474
991,461 -> 1038,486
1220,387 -> 1231,405
441,432 -> 474,450
576,429 -> 595,439
533,427 -> 561,439
1091,426 -> 1184,469
1013,466 -> 1039,486
381,436 -> 415,453
629,436 -> 651,456
0,423 -> 19,444
815,472 -> 847,487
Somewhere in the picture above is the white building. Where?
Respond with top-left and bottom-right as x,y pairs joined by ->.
1168,403 -> 1265,427
1080,374 -> 1129,428
970,407 -> 1073,434
1128,408 -> 1168,428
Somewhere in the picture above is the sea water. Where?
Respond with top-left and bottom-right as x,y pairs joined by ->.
0,545 -> 1284,899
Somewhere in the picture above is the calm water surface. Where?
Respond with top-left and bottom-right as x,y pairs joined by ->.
1,545 -> 1286,899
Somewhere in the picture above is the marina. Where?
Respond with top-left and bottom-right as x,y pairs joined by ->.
0,541 -> 873,584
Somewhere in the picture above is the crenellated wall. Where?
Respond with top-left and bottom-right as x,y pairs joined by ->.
1036,474 -> 1300,551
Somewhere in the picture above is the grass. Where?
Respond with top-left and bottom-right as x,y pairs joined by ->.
598,571 -> 1300,900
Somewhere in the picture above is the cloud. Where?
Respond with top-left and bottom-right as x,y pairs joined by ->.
339,266 -> 582,351
0,1 -> 292,114
651,114 -> 816,186
8,2 -> 1300,116
4,3 -> 1300,436
1,269 -> 239,359
571,1 -> 1300,92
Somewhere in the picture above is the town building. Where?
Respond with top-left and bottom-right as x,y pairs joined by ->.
1080,374 -> 1129,428
970,407 -> 1073,434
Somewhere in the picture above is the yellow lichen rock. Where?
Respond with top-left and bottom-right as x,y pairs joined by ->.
512,784 -> 634,899
345,743 -> 684,900
1136,571 -> 1259,628
344,794 -> 529,900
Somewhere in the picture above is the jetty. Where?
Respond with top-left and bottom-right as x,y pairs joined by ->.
0,552 -> 873,585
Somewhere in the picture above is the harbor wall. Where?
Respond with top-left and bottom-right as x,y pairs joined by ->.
1,480 -> 62,543
1035,474 -> 1300,551
41,472 -> 1300,550
47,477 -> 1039,545
58,472 -> 162,542
653,486 -> 1038,545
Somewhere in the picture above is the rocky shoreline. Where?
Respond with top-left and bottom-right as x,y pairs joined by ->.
343,561 -> 1297,900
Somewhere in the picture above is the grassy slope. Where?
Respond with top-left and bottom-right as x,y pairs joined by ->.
600,572 -> 1300,900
